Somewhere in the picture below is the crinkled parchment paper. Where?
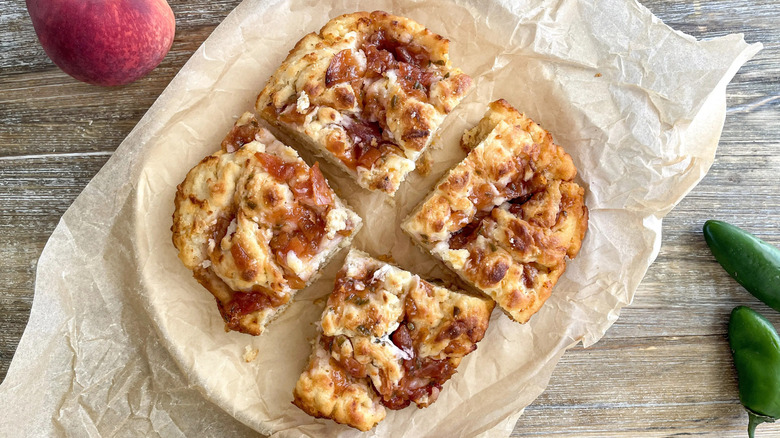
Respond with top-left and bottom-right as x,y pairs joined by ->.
0,0 -> 761,436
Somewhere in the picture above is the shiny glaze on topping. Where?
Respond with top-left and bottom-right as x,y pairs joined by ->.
221,118 -> 261,153
228,287 -> 290,316
326,49 -> 365,87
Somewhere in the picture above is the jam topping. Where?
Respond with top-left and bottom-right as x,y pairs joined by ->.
256,153 -> 333,209
390,324 -> 415,360
211,214 -> 234,245
507,193 -> 534,217
468,182 -> 499,212
228,287 -> 290,316
269,204 -> 328,260
326,49 -> 365,87
321,335 -> 369,379
230,241 -> 257,282
381,356 -> 455,410
329,270 -> 370,305
277,103 -> 313,125
364,44 -> 396,78
343,119 -> 384,149
252,154 -> 337,275
306,162 -> 334,206
449,213 -> 488,250
362,32 -> 437,98
329,364 -> 353,396
316,28 -> 442,171
362,29 -> 430,70
397,62 -> 437,99
380,322 -> 457,411
256,152 -> 300,181
341,120 -> 400,170
221,118 -> 261,153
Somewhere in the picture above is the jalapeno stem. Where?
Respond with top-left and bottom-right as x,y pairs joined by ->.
748,411 -> 763,438
746,408 -> 776,438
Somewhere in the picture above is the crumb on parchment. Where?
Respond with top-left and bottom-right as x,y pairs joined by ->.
243,345 -> 259,363
415,149 -> 433,177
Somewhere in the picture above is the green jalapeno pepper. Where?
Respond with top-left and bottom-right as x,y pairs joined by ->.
728,306 -> 780,437
703,220 -> 780,312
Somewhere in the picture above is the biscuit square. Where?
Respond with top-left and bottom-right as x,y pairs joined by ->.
402,100 -> 589,323
172,113 -> 362,335
293,249 -> 494,431
256,11 -> 473,195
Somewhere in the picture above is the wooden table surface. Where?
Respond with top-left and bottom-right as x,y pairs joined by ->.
1,0 -> 778,436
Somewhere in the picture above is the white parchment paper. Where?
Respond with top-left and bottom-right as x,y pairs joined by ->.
0,0 -> 761,436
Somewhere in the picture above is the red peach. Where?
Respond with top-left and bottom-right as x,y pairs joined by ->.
27,0 -> 176,86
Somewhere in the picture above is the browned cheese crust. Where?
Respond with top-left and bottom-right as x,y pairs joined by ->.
256,11 -> 473,195
401,100 -> 589,323
293,249 -> 494,431
172,113 -> 362,335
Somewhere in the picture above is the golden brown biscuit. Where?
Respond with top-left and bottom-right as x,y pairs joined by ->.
293,249 -> 494,431
256,11 -> 473,195
402,100 -> 588,323
172,113 -> 362,335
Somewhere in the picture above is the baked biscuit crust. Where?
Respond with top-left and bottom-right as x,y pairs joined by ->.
402,100 -> 589,323
172,113 -> 362,335
293,249 -> 494,431
256,11 -> 473,195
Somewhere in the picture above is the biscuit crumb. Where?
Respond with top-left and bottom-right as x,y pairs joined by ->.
243,345 -> 259,363
594,72 -> 602,77
415,149 -> 433,176
376,253 -> 395,263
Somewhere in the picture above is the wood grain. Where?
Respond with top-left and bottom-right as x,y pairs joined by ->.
1,0 -> 778,436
